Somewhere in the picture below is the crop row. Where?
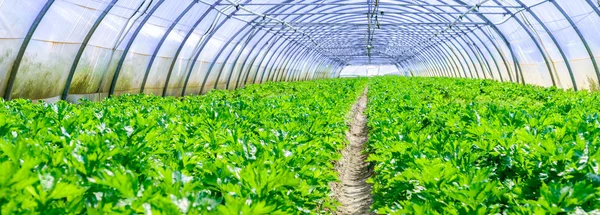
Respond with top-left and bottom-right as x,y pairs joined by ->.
5,75 -> 600,214
366,77 -> 600,214
0,79 -> 367,214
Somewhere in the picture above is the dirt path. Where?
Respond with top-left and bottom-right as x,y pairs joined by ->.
332,87 -> 374,215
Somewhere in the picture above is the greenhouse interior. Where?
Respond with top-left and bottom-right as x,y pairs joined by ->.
1,0 -> 600,214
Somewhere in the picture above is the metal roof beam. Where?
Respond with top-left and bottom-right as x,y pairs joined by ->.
233,11 -> 507,16
218,2 -> 522,9
254,22 -> 488,26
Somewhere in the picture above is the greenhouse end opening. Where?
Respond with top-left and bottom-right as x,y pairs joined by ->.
1,0 -> 600,214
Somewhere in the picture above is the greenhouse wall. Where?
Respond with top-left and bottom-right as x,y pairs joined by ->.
0,0 -> 342,102
393,0 -> 600,91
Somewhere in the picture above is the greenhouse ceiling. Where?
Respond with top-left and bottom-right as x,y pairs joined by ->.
1,0 -> 599,102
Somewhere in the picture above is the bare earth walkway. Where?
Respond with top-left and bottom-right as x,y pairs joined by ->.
332,87 -> 374,215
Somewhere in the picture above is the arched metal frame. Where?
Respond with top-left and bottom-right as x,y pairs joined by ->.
3,0 -> 56,101
109,0 -> 167,96
2,0 -> 600,101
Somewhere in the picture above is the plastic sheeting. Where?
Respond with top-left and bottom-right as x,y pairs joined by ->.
393,0 -> 600,91
1,0 -> 599,101
0,0 -> 341,102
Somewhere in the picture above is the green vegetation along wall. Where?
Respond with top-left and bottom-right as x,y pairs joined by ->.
0,79 -> 367,214
367,77 -> 600,214
2,76 -> 600,214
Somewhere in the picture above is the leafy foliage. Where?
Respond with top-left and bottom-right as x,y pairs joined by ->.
366,77 -> 600,214
7,76 -> 599,214
0,79 -> 367,214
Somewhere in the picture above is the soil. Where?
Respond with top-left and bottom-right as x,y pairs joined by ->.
331,87 -> 375,215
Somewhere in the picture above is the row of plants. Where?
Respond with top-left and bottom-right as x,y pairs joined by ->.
0,78 -> 367,214
366,76 -> 600,214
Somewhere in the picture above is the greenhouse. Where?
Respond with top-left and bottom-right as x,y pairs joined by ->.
1,0 -> 600,214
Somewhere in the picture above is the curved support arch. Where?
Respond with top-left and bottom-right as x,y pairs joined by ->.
488,0 -> 557,88
281,44 -> 313,81
181,3 -> 249,96
62,0 -> 118,101
396,0 -> 505,81
284,48 -> 313,82
259,40 -> 299,83
194,1 -> 335,94
140,1 -> 198,93
398,6 -> 488,79
268,42 -> 302,82
226,4 -> 327,89
109,0 -> 166,96
4,0 -> 56,100
172,2 -> 223,97
423,45 -> 456,77
511,0 -> 574,88
278,4 -> 482,80
451,0 -> 524,83
243,1 -> 478,80
199,1 -> 346,93
550,0 -> 600,89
